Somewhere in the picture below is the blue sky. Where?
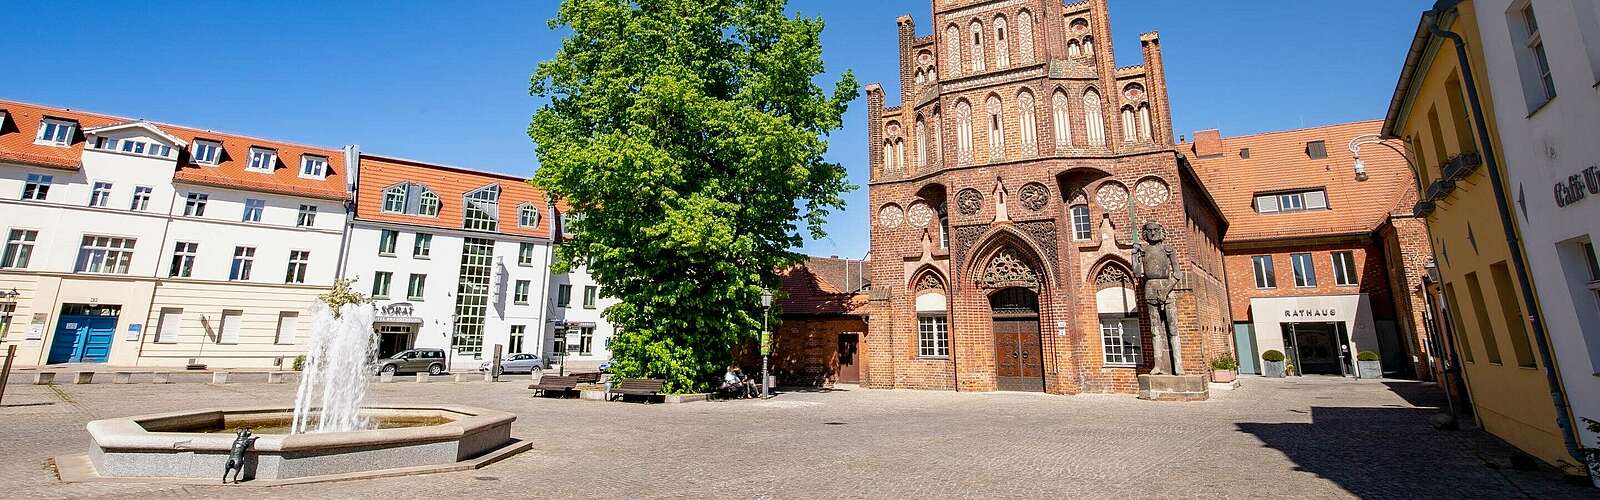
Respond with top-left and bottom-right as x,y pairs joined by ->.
1,0 -> 1429,259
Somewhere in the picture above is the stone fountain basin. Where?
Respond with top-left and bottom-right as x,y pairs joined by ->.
79,405 -> 519,482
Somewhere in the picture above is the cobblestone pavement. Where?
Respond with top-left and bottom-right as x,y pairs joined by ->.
0,376 -> 1591,499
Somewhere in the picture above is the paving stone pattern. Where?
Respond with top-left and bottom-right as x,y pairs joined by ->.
0,377 -> 1591,499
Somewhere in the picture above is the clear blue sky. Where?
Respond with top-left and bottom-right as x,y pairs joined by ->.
2,0 -> 1429,259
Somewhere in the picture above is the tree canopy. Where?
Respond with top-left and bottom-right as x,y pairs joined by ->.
529,0 -> 858,393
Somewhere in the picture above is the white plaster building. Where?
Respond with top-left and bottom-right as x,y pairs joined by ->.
1474,0 -> 1600,451
343,152 -> 569,372
546,262 -> 620,372
0,99 -> 348,368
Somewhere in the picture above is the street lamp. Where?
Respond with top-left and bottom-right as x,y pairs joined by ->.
760,289 -> 773,398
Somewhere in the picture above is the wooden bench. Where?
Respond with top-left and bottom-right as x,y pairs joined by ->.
527,372 -> 602,398
609,378 -> 666,403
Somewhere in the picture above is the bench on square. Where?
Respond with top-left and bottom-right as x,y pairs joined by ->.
609,378 -> 666,403
528,372 -> 601,398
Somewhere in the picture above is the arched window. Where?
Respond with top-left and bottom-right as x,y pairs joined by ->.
383,182 -> 440,216
993,15 -> 1010,69
894,138 -> 906,172
1138,103 -> 1153,142
1067,40 -> 1082,59
945,25 -> 962,77
383,185 -> 406,213
956,100 -> 974,165
1121,106 -> 1137,143
915,287 -> 949,358
1070,205 -> 1092,240
1095,263 -> 1140,367
882,141 -> 895,174
986,95 -> 1004,161
970,20 -> 986,72
931,110 -> 943,167
1083,36 -> 1095,57
915,118 -> 928,168
418,190 -> 440,216
518,203 -> 540,228
1016,10 -> 1035,64
1052,90 -> 1072,147
915,69 -> 925,85
1017,89 -> 1038,156
1084,89 -> 1106,147
938,203 -> 950,250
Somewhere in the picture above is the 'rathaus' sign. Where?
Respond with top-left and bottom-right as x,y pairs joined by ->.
1283,308 -> 1338,318
1554,165 -> 1600,208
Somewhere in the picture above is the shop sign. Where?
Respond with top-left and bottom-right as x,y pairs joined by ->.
1283,308 -> 1338,318
1554,166 -> 1600,208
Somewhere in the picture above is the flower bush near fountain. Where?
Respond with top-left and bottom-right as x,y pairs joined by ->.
60,278 -> 529,485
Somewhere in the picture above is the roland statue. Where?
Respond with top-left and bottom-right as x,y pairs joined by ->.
1132,222 -> 1183,375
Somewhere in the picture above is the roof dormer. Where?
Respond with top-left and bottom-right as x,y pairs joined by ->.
35,117 -> 79,147
84,121 -> 186,160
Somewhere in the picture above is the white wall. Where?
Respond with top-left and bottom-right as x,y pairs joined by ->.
1248,294 -> 1380,373
546,263 -> 619,368
1477,0 -> 1600,450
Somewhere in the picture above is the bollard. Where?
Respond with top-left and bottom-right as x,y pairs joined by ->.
33,371 -> 56,385
74,371 -> 94,384
114,372 -> 134,384
0,345 -> 15,405
211,371 -> 229,385
150,372 -> 171,384
415,373 -> 429,383
266,372 -> 285,384
380,372 -> 394,383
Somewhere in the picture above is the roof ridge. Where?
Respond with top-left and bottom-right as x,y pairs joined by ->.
1179,118 -> 1385,145
0,97 -> 345,154
360,152 -> 534,184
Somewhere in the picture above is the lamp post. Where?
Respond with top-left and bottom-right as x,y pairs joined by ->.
760,289 -> 772,398
1349,133 -> 1421,185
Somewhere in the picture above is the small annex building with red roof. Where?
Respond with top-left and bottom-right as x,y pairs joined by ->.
749,256 -> 870,388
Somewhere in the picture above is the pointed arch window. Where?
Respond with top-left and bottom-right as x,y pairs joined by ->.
382,182 -> 441,216
1138,103 -> 1153,142
1018,90 -> 1038,156
1016,10 -> 1035,64
1067,40 -> 1082,59
986,95 -> 1004,161
931,110 -> 944,167
970,20 -> 986,72
1084,36 -> 1095,57
945,25 -> 962,77
894,138 -> 906,173
956,100 -> 974,165
993,15 -> 1010,69
1121,106 -> 1137,143
463,184 -> 500,231
1052,90 -> 1072,147
915,118 -> 928,168
938,203 -> 950,249
1084,89 -> 1106,147
882,141 -> 896,174
1095,263 -> 1140,367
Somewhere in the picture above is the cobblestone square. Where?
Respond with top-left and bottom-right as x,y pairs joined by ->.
0,377 -> 1590,499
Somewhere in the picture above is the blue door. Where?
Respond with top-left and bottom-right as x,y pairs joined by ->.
1233,322 -> 1258,375
47,315 -> 117,364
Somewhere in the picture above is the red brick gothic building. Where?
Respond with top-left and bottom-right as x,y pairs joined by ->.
863,0 -> 1232,395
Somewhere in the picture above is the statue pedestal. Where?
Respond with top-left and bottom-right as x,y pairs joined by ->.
1137,374 -> 1209,402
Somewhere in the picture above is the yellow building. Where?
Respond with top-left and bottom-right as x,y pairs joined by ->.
1383,0 -> 1583,475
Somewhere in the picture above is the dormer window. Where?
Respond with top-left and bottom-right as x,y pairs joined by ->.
192,140 -> 222,165
381,182 -> 441,216
299,154 -> 328,180
1255,189 -> 1329,214
1306,140 -> 1328,159
36,118 -> 76,147
518,203 -> 540,228
115,138 -> 173,159
463,184 -> 501,231
247,147 -> 277,173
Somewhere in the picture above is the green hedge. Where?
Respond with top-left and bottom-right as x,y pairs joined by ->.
1357,351 -> 1379,362
1261,350 -> 1285,362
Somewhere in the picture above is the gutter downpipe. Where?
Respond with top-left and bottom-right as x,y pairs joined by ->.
1427,2 -> 1586,469
335,145 -> 359,279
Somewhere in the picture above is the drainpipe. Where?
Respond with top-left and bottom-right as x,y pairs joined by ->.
1426,3 -> 1585,467
335,145 -> 359,279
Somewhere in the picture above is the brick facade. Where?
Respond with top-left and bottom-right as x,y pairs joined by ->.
863,0 -> 1230,395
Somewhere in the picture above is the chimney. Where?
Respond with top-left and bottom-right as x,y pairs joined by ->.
1192,129 -> 1222,158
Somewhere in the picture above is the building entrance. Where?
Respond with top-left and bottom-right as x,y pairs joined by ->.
376,324 -> 417,359
48,304 -> 121,364
990,287 -> 1044,392
836,333 -> 860,384
1282,321 -> 1351,376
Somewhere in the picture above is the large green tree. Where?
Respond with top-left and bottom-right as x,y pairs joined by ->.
529,0 -> 858,393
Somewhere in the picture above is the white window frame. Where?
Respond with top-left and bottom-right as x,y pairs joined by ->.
191,139 -> 222,165
242,199 -> 266,223
285,250 -> 310,284
184,193 -> 209,217
1070,205 -> 1091,240
1332,251 -> 1358,287
35,118 -> 76,146
1252,255 -> 1277,289
299,154 -> 328,180
1291,252 -> 1317,288
378,229 -> 398,256
371,271 -> 393,298
130,186 -> 153,211
514,280 -> 531,304
246,147 -> 277,173
1,229 -> 39,269
583,285 -> 598,309
22,174 -> 52,201
518,203 -> 540,228
407,273 -> 427,301
89,181 -> 113,208
413,233 -> 432,258
918,314 -> 950,358
1100,317 -> 1141,367
75,235 -> 137,274
518,242 -> 535,266
169,241 -> 198,278
296,204 -> 317,227
230,246 -> 255,281
463,184 -> 500,231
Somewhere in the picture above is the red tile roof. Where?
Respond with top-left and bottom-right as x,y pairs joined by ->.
356,154 -> 562,239
778,258 -> 868,317
0,99 -> 348,200
1184,120 -> 1415,244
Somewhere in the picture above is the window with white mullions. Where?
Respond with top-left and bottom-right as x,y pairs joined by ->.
1332,251 -> 1358,286
408,274 -> 427,300
1071,205 -> 1091,240
184,193 -> 208,217
1,230 -> 39,269
35,118 -> 75,146
242,199 -> 265,222
1255,189 -> 1327,214
378,230 -> 398,255
131,186 -> 153,211
299,155 -> 328,179
230,246 -> 255,281
297,205 -> 317,227
918,315 -> 949,357
414,233 -> 432,258
1252,255 -> 1277,289
169,241 -> 198,278
22,174 -> 52,201
1291,253 -> 1317,288
1100,317 -> 1141,366
285,250 -> 310,284
191,140 -> 222,165
76,235 -> 137,274
372,271 -> 393,298
463,185 -> 500,231
508,325 -> 525,354
247,147 -> 277,173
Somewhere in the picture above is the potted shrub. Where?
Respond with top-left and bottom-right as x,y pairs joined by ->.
1262,350 -> 1286,378
1210,353 -> 1238,383
1356,351 -> 1382,379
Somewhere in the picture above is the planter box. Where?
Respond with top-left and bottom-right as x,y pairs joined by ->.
1263,360 -> 1286,378
1357,360 -> 1382,379
1211,370 -> 1236,384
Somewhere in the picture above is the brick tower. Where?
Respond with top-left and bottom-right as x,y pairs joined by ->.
863,0 -> 1231,395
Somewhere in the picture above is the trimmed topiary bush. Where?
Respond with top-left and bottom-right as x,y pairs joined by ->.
1357,351 -> 1380,362
1262,350 -> 1285,362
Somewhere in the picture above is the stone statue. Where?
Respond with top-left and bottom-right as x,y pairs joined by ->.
223,428 -> 255,484
1132,222 -> 1182,375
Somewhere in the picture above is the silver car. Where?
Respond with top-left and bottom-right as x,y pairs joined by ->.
480,353 -> 544,376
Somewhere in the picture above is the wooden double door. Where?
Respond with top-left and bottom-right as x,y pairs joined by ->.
993,318 -> 1044,392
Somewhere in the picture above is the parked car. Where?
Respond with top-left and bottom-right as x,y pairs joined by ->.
375,348 -> 447,375
480,353 -> 544,376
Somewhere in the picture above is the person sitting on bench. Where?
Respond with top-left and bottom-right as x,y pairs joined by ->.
721,366 -> 752,399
